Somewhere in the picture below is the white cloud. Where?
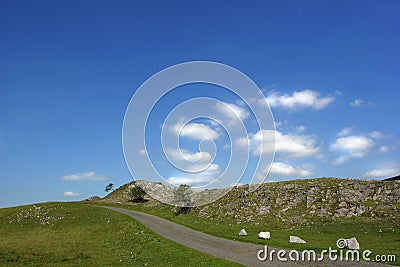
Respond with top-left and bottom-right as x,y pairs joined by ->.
215,102 -> 250,122
337,127 -> 352,137
185,163 -> 220,173
139,149 -> 147,155
294,125 -> 306,132
350,99 -> 363,107
330,135 -> 375,164
334,90 -> 343,95
166,163 -> 221,186
267,162 -> 313,177
62,171 -> 108,181
170,121 -> 220,141
237,130 -> 319,158
368,131 -> 388,139
379,146 -> 389,153
264,89 -> 334,110
364,162 -> 400,178
63,191 -> 80,197
167,176 -> 211,186
165,148 -> 212,163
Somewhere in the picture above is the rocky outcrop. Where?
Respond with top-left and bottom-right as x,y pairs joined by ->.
195,178 -> 400,226
84,196 -> 101,201
102,178 -> 400,227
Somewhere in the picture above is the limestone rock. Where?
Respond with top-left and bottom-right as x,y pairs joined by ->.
238,229 -> 247,236
257,206 -> 270,215
289,235 -> 306,244
346,237 -> 360,250
337,207 -> 349,216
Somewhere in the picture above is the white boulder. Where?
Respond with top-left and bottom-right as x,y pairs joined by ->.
346,237 -> 360,250
258,231 -> 271,239
238,229 -> 247,236
289,235 -> 306,244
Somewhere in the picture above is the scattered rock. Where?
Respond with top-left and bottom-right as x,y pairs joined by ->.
346,237 -> 360,250
346,211 -> 356,217
238,229 -> 247,236
257,206 -> 270,215
337,208 -> 349,216
280,207 -> 290,213
289,236 -> 306,244
356,206 -> 368,215
338,201 -> 347,208
258,231 -> 270,239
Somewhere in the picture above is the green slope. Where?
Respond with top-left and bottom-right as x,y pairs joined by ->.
0,202 -> 242,266
97,177 -> 400,266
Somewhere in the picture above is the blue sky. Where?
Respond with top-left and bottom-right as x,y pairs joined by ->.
0,0 -> 399,208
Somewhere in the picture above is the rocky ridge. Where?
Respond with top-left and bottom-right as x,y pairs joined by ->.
101,178 -> 400,226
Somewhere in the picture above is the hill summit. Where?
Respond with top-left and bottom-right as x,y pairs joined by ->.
99,178 -> 400,226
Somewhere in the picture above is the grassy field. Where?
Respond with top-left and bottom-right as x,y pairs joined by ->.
0,202 -> 242,266
99,201 -> 400,266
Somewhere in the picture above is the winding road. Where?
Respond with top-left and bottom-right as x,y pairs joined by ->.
100,206 -> 392,267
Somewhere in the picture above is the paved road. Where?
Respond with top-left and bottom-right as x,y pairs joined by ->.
100,206 -> 393,267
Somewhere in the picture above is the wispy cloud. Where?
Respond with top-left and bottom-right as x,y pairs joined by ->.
368,131 -> 390,140
214,102 -> 249,125
293,125 -> 306,132
379,146 -> 389,153
350,99 -> 363,107
364,161 -> 400,178
62,171 -> 108,181
63,191 -> 80,197
264,89 -> 334,111
337,127 -> 352,137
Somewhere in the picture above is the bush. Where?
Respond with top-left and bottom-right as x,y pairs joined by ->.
129,186 -> 146,202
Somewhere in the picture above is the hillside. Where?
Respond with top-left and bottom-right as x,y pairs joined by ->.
99,178 -> 400,226
95,177 -> 400,266
0,203 -> 241,266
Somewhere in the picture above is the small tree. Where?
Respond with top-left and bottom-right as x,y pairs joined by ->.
129,186 -> 146,202
174,184 -> 193,214
105,183 -> 114,192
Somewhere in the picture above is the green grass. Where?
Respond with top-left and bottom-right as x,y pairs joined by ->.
99,201 -> 400,266
0,202 -> 243,266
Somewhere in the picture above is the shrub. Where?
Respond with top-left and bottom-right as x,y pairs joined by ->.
129,186 -> 146,202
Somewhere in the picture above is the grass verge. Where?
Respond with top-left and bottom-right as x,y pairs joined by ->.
0,202 -> 242,266
96,201 -> 399,266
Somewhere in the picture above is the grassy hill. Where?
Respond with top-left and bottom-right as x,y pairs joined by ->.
1,177 -> 399,266
97,177 -> 400,266
0,202 -> 241,266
